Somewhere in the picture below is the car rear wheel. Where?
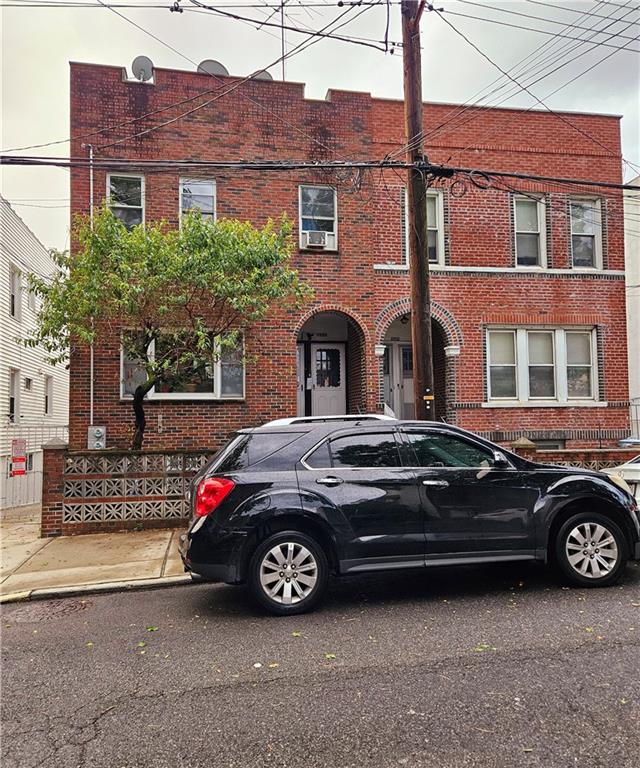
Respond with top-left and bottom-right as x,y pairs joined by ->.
249,531 -> 329,615
555,512 -> 627,587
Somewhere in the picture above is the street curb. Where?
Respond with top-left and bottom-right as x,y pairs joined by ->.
0,575 -> 192,604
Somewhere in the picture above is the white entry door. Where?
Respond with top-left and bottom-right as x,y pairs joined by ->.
311,343 -> 346,416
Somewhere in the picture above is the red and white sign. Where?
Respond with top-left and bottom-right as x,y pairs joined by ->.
10,438 -> 27,477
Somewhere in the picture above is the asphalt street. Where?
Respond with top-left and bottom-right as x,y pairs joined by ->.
2,559 -> 639,768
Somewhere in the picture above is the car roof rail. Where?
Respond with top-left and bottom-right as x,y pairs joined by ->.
262,414 -> 396,427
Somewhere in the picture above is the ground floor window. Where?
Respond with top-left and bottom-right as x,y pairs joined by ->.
487,327 -> 597,404
121,333 -> 244,400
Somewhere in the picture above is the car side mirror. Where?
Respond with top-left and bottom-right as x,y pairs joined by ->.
492,450 -> 510,469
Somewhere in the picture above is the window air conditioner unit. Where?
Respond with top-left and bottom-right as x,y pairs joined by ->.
305,230 -> 327,248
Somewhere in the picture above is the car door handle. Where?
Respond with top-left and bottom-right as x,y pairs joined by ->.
422,480 -> 449,488
316,476 -> 343,487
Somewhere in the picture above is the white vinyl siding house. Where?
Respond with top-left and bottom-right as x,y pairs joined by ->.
0,196 -> 69,509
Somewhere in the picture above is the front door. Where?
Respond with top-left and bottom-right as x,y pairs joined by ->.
399,344 -> 415,419
401,428 -> 536,560
311,343 -> 346,416
384,344 -> 415,419
296,429 -> 424,570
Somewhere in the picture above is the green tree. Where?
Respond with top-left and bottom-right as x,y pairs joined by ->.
26,207 -> 311,449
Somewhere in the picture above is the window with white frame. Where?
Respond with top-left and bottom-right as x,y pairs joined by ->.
487,330 -> 517,399
180,178 -> 216,221
404,189 -> 444,265
121,333 -> 244,400
9,369 -> 19,422
566,331 -> 594,398
299,185 -> 337,249
44,375 -> 53,415
514,196 -> 546,267
487,328 -> 597,403
9,265 -> 21,319
108,174 -> 144,229
570,198 -> 602,269
527,331 -> 555,398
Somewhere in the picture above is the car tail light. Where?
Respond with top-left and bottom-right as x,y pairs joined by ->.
194,477 -> 235,518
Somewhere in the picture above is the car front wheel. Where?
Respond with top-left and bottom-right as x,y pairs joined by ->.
555,512 -> 627,587
249,531 -> 329,615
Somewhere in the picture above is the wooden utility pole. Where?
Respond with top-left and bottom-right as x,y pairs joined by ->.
401,0 -> 434,421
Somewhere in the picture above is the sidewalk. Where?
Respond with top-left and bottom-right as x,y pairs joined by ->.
0,507 -> 190,603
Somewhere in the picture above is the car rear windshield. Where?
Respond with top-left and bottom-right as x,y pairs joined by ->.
217,432 -> 303,472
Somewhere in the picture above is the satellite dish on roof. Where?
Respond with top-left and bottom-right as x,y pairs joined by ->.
197,59 -> 229,77
251,69 -> 273,81
132,55 -> 154,82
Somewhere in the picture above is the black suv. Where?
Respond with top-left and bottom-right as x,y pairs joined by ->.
181,420 -> 640,614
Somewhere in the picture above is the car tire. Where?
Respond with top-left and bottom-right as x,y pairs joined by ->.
249,530 -> 329,615
554,512 -> 628,587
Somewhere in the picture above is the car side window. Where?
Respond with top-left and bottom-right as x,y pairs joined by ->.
304,440 -> 332,469
405,432 -> 494,468
305,432 -> 401,469
330,432 -> 400,468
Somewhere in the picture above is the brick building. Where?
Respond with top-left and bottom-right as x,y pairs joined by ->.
68,60 -> 631,452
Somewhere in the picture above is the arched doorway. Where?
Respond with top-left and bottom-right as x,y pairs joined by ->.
296,311 -> 367,417
382,315 -> 447,421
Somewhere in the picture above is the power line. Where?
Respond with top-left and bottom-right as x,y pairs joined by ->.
524,0 -> 640,24
441,3 -> 640,168
4,153 -> 640,192
93,0 -> 375,153
442,5 -> 640,53
430,7 -> 634,162
0,1 -> 383,154
392,0 -> 613,156
387,0 -> 638,160
453,0 -> 639,44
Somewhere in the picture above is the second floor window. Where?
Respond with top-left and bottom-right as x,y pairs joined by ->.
9,369 -> 19,422
44,375 -> 53,415
570,198 -> 602,269
180,179 -> 216,221
108,174 -> 144,229
9,265 -> 20,319
514,196 -> 545,267
403,189 -> 444,266
299,185 -> 337,250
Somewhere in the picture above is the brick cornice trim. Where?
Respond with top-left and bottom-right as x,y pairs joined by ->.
483,313 -> 601,326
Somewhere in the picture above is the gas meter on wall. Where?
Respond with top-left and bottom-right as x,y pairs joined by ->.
88,426 -> 106,450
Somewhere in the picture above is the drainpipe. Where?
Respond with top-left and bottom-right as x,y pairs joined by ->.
82,143 -> 95,427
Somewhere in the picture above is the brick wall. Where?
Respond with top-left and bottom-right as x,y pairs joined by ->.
67,63 -> 630,453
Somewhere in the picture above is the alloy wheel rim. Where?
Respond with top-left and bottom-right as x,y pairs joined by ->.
565,522 -> 619,579
259,542 -> 318,604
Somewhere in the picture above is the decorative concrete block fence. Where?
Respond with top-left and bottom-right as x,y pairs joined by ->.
41,440 -> 212,537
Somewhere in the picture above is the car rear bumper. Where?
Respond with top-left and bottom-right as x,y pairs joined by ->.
179,526 -> 248,584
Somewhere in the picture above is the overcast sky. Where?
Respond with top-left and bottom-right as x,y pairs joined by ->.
1,0 -> 639,249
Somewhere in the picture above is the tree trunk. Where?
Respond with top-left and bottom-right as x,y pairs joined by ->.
131,382 -> 154,450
